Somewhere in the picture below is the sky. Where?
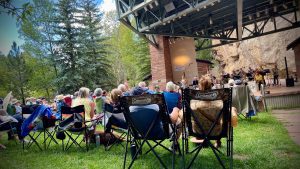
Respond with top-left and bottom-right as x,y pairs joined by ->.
0,0 -> 116,55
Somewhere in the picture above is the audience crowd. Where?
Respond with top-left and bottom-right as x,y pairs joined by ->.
1,74 -> 241,150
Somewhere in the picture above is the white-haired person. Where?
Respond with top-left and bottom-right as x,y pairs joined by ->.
118,84 -> 130,96
72,87 -> 96,140
163,81 -> 182,115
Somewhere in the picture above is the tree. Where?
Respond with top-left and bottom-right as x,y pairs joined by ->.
0,0 -> 33,21
19,0 -> 57,99
6,42 -> 30,103
106,22 -> 150,87
53,0 -> 83,93
195,39 -> 213,61
77,0 -> 111,88
0,53 -> 11,97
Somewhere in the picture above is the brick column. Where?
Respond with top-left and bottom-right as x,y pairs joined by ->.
149,36 -> 173,89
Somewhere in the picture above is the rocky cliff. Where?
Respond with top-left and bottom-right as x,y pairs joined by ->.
212,13 -> 300,78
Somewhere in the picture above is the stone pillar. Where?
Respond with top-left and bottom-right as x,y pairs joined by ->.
294,44 -> 300,79
149,36 -> 173,90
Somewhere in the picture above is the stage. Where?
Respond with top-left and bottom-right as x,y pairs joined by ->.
263,81 -> 300,109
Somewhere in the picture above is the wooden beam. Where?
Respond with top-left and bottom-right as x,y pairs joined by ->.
237,0 -> 243,41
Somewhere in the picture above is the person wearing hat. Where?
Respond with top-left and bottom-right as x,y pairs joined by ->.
11,99 -> 22,115
55,94 -> 67,119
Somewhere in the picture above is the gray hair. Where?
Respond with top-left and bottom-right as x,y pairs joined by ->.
118,84 -> 126,92
166,81 -> 175,92
94,88 -> 103,97
138,81 -> 146,88
78,87 -> 90,98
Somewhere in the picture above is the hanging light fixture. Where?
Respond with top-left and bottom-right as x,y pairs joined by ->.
149,3 -> 153,9
248,15 -> 253,20
282,3 -> 288,9
209,15 -> 213,25
274,5 -> 277,12
256,11 -> 260,18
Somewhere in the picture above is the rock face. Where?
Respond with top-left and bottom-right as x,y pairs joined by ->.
212,13 -> 300,78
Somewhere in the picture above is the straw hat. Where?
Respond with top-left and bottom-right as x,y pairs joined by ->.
11,99 -> 20,105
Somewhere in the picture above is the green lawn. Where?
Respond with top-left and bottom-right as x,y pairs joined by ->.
1,111 -> 300,169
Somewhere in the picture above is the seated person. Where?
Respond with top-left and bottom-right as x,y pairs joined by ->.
72,87 -> 96,140
128,86 -> 181,145
93,88 -> 104,114
104,89 -> 127,133
163,81 -> 182,115
175,75 -> 238,148
0,109 -> 24,143
55,95 -> 68,119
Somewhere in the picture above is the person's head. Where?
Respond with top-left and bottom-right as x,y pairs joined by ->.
30,97 -> 36,103
199,75 -> 213,91
110,89 -> 122,103
94,88 -> 103,97
102,90 -> 107,96
193,76 -> 198,80
154,85 -> 160,92
118,84 -> 127,92
64,96 -> 72,107
56,94 -> 64,102
166,81 -> 176,92
73,91 -> 79,98
138,81 -> 146,88
131,86 -> 148,96
12,99 -> 20,106
78,87 -> 90,98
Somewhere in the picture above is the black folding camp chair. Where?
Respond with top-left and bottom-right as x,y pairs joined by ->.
103,103 -> 128,151
59,105 -> 89,151
22,105 -> 58,151
182,88 -> 233,169
120,94 -> 179,169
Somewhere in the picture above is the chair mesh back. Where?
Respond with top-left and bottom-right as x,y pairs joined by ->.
120,94 -> 170,140
21,105 -> 39,114
60,105 -> 85,128
183,88 -> 232,139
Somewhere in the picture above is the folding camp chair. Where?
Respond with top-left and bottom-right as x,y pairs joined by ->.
0,120 -> 18,145
59,105 -> 89,151
182,88 -> 233,169
103,103 -> 128,151
120,94 -> 179,169
22,105 -> 58,151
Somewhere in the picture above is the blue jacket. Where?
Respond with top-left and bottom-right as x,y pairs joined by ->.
163,91 -> 181,114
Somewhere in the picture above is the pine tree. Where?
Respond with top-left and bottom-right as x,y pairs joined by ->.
78,0 -> 111,88
53,0 -> 82,93
7,42 -> 30,103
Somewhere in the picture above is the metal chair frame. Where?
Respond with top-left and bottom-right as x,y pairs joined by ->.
120,94 -> 180,169
182,88 -> 233,169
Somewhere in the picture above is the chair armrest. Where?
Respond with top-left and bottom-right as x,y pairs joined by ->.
0,121 -> 10,128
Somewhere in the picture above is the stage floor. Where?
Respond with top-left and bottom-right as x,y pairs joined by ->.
264,81 -> 300,97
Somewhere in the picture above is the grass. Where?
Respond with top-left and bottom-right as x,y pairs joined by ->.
1,111 -> 300,169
